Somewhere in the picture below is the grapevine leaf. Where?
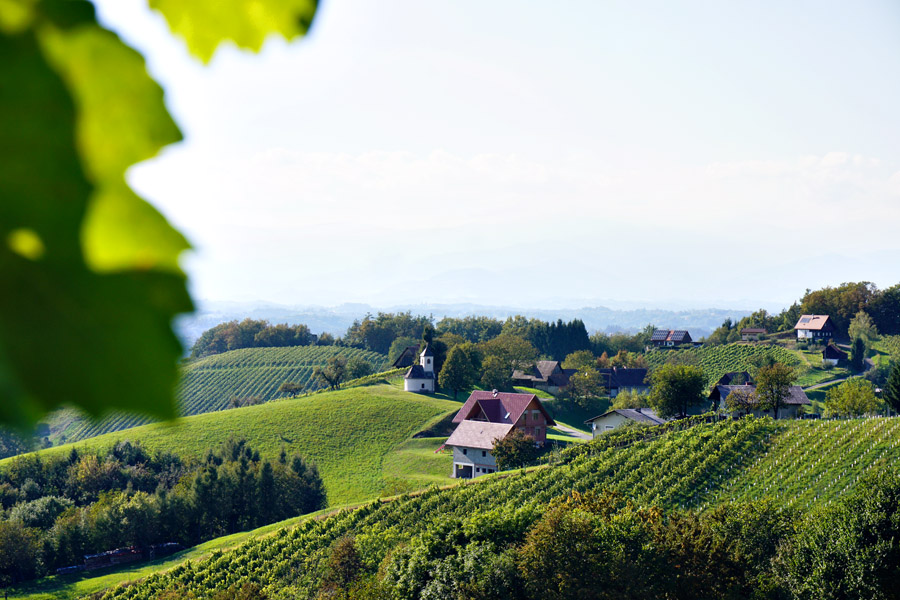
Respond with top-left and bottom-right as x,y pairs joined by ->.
0,9 -> 191,427
148,0 -> 319,62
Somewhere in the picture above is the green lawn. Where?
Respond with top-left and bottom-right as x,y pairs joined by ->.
3,384 -> 459,506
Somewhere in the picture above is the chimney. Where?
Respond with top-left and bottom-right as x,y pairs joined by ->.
492,389 -> 498,398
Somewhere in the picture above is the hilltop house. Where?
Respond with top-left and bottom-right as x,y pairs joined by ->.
597,367 -> 649,397
584,408 -> 667,438
403,344 -> 435,393
822,344 -> 848,366
511,360 -> 576,394
794,315 -> 835,341
392,344 -> 419,368
651,329 -> 693,347
710,384 -> 811,419
444,390 -> 556,479
741,328 -> 767,341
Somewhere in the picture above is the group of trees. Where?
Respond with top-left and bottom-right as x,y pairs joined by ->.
0,440 -> 325,586
320,471 -> 900,600
190,320 -> 323,358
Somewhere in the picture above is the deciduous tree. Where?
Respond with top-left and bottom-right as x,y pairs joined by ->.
492,430 -> 539,470
647,364 -> 706,418
825,378 -> 883,417
884,362 -> 900,413
754,363 -> 796,419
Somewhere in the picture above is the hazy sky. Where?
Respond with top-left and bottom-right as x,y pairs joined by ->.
95,0 -> 900,311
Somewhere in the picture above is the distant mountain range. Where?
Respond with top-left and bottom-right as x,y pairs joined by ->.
176,300 -> 756,348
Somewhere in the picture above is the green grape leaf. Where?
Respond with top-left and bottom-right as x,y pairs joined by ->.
0,9 -> 191,428
149,0 -> 319,62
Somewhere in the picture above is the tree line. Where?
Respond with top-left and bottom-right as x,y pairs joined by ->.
0,439 -> 325,587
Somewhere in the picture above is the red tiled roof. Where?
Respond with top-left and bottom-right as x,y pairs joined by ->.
452,391 -> 556,426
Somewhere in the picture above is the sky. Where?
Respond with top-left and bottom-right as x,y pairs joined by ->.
94,0 -> 900,311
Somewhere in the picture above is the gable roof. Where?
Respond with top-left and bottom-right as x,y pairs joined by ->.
741,328 -> 767,334
445,421 -> 514,450
404,365 -> 434,380
715,371 -> 752,387
598,367 -> 648,389
715,384 -> 811,406
511,361 -> 575,386
794,315 -> 834,331
651,329 -> 692,343
452,391 -> 556,426
392,345 -> 419,368
585,408 -> 667,425
823,344 -> 848,360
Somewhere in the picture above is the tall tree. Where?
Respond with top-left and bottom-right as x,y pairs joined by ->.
754,363 -> 795,419
848,310 -> 879,345
647,364 -> 706,418
884,362 -> 900,414
850,336 -> 867,372
438,343 -> 481,400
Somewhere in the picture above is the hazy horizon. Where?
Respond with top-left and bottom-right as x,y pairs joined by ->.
94,0 -> 900,310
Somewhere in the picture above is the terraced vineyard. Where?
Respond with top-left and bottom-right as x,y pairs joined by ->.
79,415 -> 900,600
644,343 -> 803,386
48,346 -> 389,445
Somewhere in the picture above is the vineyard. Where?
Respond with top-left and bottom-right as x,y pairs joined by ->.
644,343 -> 803,387
5,384 -> 457,507
45,346 -> 389,445
37,415 -> 897,600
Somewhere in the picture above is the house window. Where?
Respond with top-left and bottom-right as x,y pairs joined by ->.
535,427 -> 541,437
462,449 -> 467,455
482,450 -> 486,457
421,383 -> 425,389
476,467 -> 480,473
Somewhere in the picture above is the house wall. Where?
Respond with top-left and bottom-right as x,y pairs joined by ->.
512,399 -> 550,444
450,445 -> 497,478
588,413 -> 629,438
823,358 -> 839,366
403,378 -> 434,393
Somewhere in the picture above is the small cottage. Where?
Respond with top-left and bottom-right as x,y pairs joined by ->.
650,329 -> 693,347
794,315 -> 835,341
511,360 -> 576,394
392,344 -> 419,368
584,408 -> 667,438
822,344 -> 848,366
712,384 -> 811,419
597,367 -> 649,397
741,328 -> 767,341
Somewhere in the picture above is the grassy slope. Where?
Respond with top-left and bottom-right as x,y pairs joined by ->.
45,346 -> 390,446
5,384 -> 457,506
51,415 -> 900,600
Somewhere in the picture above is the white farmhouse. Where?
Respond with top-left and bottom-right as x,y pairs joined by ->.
403,343 -> 435,393
584,408 -> 667,438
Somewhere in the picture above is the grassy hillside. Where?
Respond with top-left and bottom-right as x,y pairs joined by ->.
46,346 -> 390,446
26,414 -> 900,600
6,384 -> 456,506
644,343 -> 804,387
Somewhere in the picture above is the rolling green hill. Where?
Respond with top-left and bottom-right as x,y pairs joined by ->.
6,383 -> 456,507
45,346 -> 390,446
644,343 -> 804,387
23,415 -> 900,600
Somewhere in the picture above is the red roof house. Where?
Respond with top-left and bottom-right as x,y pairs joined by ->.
445,391 -> 556,479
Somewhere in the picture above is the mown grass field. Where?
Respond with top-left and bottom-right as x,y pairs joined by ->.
5,384 -> 457,506
43,415 -> 900,600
